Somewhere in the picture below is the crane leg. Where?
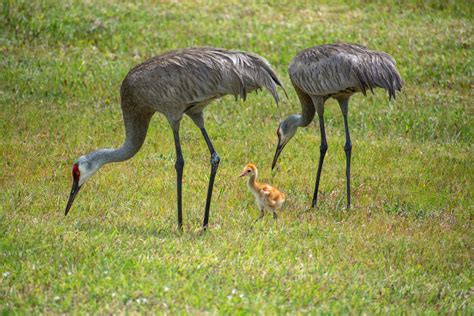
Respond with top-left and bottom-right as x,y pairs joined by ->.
312,114 -> 328,208
339,99 -> 352,209
172,124 -> 185,230
200,127 -> 220,230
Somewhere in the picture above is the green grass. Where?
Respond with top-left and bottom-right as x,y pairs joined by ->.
1,0 -> 473,313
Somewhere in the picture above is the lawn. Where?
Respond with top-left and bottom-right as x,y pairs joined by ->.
1,0 -> 473,314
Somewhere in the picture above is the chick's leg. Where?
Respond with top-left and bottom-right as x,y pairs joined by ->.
255,202 -> 265,222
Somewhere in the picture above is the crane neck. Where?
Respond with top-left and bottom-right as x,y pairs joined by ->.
84,110 -> 152,169
93,142 -> 141,166
84,138 -> 144,172
289,86 -> 316,128
298,103 -> 315,127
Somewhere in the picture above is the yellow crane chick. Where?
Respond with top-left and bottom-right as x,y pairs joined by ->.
240,163 -> 286,221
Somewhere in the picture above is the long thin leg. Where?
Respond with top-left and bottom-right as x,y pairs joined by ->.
172,124 -> 185,230
339,98 -> 352,209
311,114 -> 328,207
255,206 -> 264,222
200,127 -> 220,230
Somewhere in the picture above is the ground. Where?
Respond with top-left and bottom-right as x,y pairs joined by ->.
1,0 -> 473,314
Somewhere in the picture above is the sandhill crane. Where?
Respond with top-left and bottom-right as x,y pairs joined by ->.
272,43 -> 402,209
65,47 -> 285,230
240,163 -> 286,221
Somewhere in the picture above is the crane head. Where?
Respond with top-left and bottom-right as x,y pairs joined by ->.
65,163 -> 81,215
272,115 -> 299,170
64,156 -> 98,215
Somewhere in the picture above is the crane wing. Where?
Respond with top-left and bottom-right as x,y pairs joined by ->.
125,47 -> 286,107
288,44 -> 403,99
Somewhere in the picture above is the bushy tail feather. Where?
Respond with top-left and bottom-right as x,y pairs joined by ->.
249,54 -> 289,101
233,52 -> 287,105
353,52 -> 403,100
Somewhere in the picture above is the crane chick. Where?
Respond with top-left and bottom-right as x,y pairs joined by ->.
240,163 -> 285,221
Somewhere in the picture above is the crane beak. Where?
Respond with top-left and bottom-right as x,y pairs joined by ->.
239,171 -> 246,177
65,179 -> 81,216
272,142 -> 286,170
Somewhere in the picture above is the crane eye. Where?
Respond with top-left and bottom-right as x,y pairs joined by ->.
247,170 -> 251,173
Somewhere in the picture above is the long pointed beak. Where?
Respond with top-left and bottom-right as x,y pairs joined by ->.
272,142 -> 286,170
65,180 -> 81,215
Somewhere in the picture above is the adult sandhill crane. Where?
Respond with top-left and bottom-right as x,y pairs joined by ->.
272,43 -> 402,209
65,47 -> 285,230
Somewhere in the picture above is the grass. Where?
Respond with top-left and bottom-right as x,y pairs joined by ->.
1,0 -> 473,313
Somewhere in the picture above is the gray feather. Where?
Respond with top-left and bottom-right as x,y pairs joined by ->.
123,47 -> 285,119
288,43 -> 403,100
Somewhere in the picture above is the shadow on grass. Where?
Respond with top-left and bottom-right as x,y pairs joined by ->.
71,219 -> 183,239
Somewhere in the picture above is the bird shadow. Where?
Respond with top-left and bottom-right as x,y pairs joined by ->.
71,219 -> 184,239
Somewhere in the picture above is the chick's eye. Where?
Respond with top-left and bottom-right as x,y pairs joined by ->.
247,170 -> 251,173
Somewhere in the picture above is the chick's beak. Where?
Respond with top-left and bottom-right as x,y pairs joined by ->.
64,179 -> 81,216
239,171 -> 246,178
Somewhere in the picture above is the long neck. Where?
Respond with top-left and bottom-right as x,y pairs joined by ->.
286,107 -> 314,130
247,171 -> 258,191
301,106 -> 315,127
293,84 -> 316,127
294,113 -> 312,128
87,110 -> 152,167
295,101 -> 315,127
